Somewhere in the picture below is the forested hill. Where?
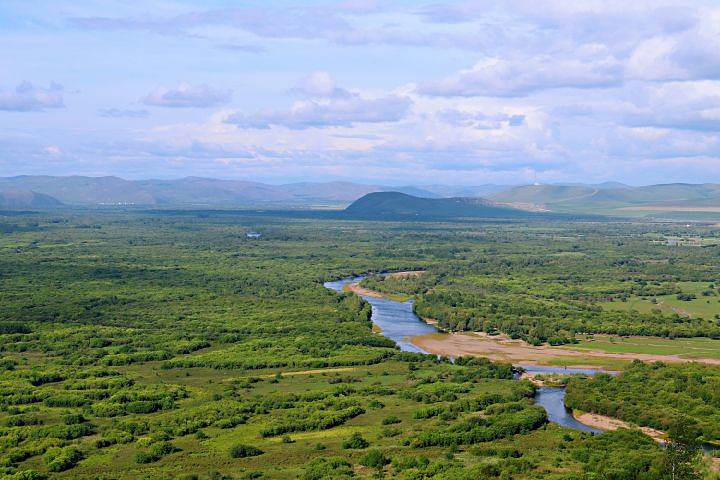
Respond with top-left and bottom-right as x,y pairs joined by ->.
344,192 -> 537,219
0,190 -> 63,208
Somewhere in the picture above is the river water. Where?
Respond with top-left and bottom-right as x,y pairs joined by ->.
323,276 -> 603,433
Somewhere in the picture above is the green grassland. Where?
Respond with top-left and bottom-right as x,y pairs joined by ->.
1,211 -> 719,479
570,335 -> 720,359
598,281 -> 720,320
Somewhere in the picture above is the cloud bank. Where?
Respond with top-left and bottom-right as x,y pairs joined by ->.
0,82 -> 64,111
1,1 -> 720,184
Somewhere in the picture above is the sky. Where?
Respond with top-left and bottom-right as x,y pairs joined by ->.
1,0 -> 719,186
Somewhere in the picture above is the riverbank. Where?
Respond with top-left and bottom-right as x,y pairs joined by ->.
571,411 -> 666,442
343,281 -> 385,298
410,331 -> 720,369
342,271 -> 425,301
343,278 -> 720,369
519,372 -> 573,387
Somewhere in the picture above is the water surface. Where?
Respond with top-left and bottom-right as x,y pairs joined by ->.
324,277 -> 437,352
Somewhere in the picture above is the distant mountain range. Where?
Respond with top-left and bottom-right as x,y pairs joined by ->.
0,176 -> 718,218
0,175 -> 445,207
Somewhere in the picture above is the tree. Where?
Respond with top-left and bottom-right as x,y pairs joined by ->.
661,417 -> 702,480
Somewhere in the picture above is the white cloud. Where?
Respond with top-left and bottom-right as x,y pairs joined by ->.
419,46 -> 622,97
621,81 -> 720,131
143,83 -> 232,108
226,75 -> 412,129
291,71 -> 350,98
626,10 -> 720,81
0,82 -> 64,111
44,145 -> 62,156
226,95 -> 411,129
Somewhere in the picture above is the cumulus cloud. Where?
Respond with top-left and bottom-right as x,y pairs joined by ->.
626,12 -> 720,81
291,71 -> 351,98
621,81 -> 720,131
7,1 -> 719,184
226,74 -> 411,129
419,47 -> 622,97
143,83 -> 232,108
98,108 -> 149,118
0,81 -> 64,111
227,95 -> 411,129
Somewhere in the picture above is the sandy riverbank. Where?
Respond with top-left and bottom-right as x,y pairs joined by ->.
344,282 -> 386,298
572,412 -> 666,442
410,331 -> 720,367
343,271 -> 425,299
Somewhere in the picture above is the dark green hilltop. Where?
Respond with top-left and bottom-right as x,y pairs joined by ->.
344,191 -> 537,219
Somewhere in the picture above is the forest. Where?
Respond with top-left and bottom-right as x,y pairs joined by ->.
360,227 -> 720,344
565,361 -> 720,443
0,210 -> 719,479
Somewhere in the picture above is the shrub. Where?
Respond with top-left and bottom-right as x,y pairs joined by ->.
43,447 -> 83,472
359,449 -> 390,469
0,322 -> 31,334
135,442 -> 179,463
229,444 -> 263,458
302,457 -> 354,480
382,416 -> 401,425
342,432 -> 369,449
63,413 -> 85,425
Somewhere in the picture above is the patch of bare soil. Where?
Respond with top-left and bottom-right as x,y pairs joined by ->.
572,412 -> 665,442
343,282 -> 386,299
410,332 -> 720,366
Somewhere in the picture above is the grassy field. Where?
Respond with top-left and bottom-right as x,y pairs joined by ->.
45,359 -> 579,479
570,335 -> 720,360
598,281 -> 720,319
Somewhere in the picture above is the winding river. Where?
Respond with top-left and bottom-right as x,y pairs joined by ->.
324,276 -> 603,434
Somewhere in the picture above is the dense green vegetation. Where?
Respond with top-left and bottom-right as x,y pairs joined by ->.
0,210 -> 718,478
566,361 -> 720,443
361,226 -> 720,345
344,192 -> 533,219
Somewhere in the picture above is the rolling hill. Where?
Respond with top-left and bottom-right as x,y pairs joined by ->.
344,192 -> 532,219
0,190 -> 63,208
489,183 -> 720,215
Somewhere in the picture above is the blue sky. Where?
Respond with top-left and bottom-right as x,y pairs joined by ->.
1,0 -> 719,185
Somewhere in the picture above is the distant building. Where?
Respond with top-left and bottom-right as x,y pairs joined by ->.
246,231 -> 262,238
